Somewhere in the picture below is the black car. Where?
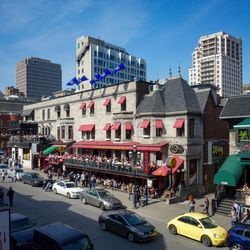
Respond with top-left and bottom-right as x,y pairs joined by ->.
10,213 -> 36,250
98,210 -> 157,242
22,172 -> 44,187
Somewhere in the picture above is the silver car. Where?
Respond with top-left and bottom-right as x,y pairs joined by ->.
80,189 -> 125,210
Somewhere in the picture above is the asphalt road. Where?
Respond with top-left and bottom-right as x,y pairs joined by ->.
0,180 -> 228,250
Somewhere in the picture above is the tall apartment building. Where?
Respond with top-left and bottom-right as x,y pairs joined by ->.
76,36 -> 146,90
16,57 -> 62,99
189,32 -> 242,97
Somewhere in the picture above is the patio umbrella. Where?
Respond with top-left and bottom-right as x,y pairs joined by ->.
152,165 -> 169,176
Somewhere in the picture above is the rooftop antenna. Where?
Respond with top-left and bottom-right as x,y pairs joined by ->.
178,65 -> 181,77
169,66 -> 172,78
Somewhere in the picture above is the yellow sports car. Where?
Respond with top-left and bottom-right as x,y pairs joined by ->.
167,212 -> 227,247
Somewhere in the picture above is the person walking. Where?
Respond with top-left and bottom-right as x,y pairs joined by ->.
7,187 -> 14,207
1,171 -> 6,182
188,197 -> 196,212
203,197 -> 210,216
143,185 -> 148,206
231,205 -> 237,226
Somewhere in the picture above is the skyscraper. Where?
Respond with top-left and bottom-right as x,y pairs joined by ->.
76,36 -> 146,90
189,32 -> 242,97
16,57 -> 62,99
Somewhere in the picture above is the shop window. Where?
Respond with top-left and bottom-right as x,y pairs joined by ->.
188,119 -> 195,137
23,148 -> 30,160
61,126 -> 65,139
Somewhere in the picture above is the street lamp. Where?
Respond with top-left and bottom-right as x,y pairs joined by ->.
129,144 -> 141,185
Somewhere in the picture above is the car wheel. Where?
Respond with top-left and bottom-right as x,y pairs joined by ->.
54,188 -> 57,194
100,203 -> 105,211
169,224 -> 177,235
81,197 -> 87,204
201,235 -> 212,247
100,222 -> 107,231
67,193 -> 71,199
127,232 -> 135,242
230,243 -> 244,250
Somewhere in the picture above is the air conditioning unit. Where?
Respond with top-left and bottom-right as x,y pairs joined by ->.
114,138 -> 120,141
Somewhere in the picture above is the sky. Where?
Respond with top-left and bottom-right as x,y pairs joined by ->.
0,0 -> 250,92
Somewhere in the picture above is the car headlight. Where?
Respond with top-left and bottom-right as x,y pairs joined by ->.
213,234 -> 219,238
103,201 -> 112,207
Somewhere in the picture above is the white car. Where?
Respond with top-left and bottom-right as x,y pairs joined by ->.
52,181 -> 83,199
7,168 -> 26,181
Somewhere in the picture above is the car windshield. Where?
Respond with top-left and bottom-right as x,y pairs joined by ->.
98,191 -> 113,198
16,169 -> 24,173
66,183 -> 75,188
11,218 -> 35,233
62,237 -> 92,250
31,173 -> 40,178
199,217 -> 218,229
123,213 -> 147,226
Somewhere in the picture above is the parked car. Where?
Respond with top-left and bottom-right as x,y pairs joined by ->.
80,189 -> 125,210
32,222 -> 94,250
7,168 -> 26,181
226,223 -> 250,250
167,212 -> 227,247
10,213 -> 36,250
98,210 -> 157,242
22,172 -> 44,187
0,163 -> 8,174
52,181 -> 83,198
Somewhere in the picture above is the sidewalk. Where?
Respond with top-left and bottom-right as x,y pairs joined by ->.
27,168 -> 232,230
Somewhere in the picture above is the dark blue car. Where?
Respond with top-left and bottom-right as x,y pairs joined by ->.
226,223 -> 250,250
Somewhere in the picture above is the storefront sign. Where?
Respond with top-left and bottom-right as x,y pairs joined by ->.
0,209 -> 10,250
169,144 -> 184,154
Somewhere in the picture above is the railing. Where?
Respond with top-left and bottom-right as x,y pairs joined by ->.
64,158 -> 152,178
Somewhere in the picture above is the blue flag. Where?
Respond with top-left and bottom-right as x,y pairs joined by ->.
72,77 -> 80,85
118,63 -> 125,70
90,79 -> 97,84
95,74 -> 103,80
104,68 -> 111,76
80,75 -> 88,82
67,78 -> 75,86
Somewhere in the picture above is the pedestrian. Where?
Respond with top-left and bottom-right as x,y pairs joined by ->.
143,185 -> 148,206
233,202 -> 240,221
203,197 -> 210,216
231,205 -> 237,226
0,188 -> 4,202
7,187 -> 14,207
135,186 -> 143,208
1,171 -> 6,182
188,197 -> 196,212
12,169 -> 17,182
128,183 -> 132,200
90,175 -> 96,189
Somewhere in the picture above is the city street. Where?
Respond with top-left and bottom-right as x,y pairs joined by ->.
1,178 -> 230,250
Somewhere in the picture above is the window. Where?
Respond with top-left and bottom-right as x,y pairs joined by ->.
57,127 -> 60,139
121,101 -> 126,111
90,106 -> 94,115
156,128 -> 162,137
42,110 -> 45,120
23,148 -> 30,160
177,127 -> 184,137
57,111 -> 61,119
61,126 -> 65,139
126,130 -> 132,140
82,107 -> 86,116
106,103 -> 111,113
188,119 -> 195,137
143,126 -> 150,137
106,130 -> 111,140
66,110 -> 70,117
68,126 -> 73,140
47,109 -> 50,120
115,128 -> 121,139
82,131 -> 95,140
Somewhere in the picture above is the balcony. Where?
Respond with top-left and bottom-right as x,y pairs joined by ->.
64,158 -> 152,178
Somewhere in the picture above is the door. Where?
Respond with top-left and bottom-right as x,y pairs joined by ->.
108,214 -> 126,236
183,216 -> 203,240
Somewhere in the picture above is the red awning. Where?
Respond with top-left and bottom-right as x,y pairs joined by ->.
173,119 -> 185,128
171,155 -> 184,174
125,122 -> 133,130
140,120 -> 150,128
78,124 -> 95,132
103,123 -> 112,131
103,99 -> 111,106
152,166 -> 169,176
87,101 -> 94,109
79,102 -> 86,109
156,119 -> 163,129
112,122 -> 121,130
117,96 -> 126,104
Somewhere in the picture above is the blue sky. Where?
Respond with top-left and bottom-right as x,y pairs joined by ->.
0,0 -> 250,92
